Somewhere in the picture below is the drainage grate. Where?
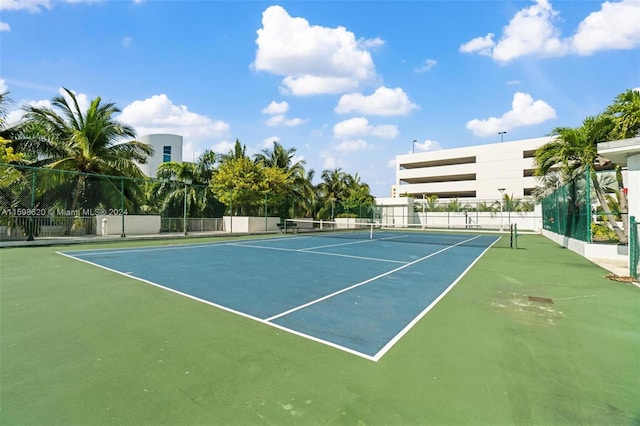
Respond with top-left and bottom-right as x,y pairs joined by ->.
528,296 -> 554,304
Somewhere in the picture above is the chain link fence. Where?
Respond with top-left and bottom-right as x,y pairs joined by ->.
0,164 -> 376,240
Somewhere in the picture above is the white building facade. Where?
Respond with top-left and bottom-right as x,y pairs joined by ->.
392,136 -> 553,201
137,134 -> 183,177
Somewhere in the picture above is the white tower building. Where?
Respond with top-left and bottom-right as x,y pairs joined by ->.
137,134 -> 183,177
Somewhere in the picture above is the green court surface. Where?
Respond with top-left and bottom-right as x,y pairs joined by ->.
1,234 -> 639,425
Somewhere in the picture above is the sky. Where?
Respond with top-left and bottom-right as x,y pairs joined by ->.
1,0 -> 639,197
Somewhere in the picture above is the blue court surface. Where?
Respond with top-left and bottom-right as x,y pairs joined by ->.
59,231 -> 499,361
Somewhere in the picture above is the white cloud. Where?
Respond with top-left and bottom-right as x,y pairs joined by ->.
261,99 -> 304,127
460,0 -> 640,63
335,139 -> 368,152
335,86 -> 418,116
414,59 -> 437,73
121,36 -> 133,48
506,80 -> 522,85
0,22 -> 10,32
119,94 -> 230,142
0,0 -> 52,12
387,158 -> 396,169
0,0 -> 101,12
572,0 -> 640,55
333,117 -> 398,139
0,78 -> 7,93
360,37 -> 384,49
492,0 -> 567,63
466,92 -> 556,137
266,114 -> 304,127
6,99 -> 51,126
459,33 -> 495,56
414,139 -> 442,152
253,5 -> 378,95
261,100 -> 289,115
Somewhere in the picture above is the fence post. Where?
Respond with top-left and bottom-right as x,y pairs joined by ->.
630,216 -> 638,278
27,170 -> 36,241
586,166 -> 592,243
120,178 -> 126,238
264,193 -> 268,232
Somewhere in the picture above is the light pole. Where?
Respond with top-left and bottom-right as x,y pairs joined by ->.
412,139 -> 418,153
498,131 -> 506,142
183,178 -> 192,235
498,188 -> 505,231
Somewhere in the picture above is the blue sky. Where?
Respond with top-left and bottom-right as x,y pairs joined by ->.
1,0 -> 639,197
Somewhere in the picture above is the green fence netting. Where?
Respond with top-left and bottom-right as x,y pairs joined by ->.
541,168 -> 592,242
0,164 -> 376,240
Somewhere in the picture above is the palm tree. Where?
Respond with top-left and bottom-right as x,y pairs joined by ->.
606,88 -> 640,139
317,168 -> 348,219
293,169 -> 318,218
153,149 -> 223,218
535,114 -> 627,243
17,88 -> 153,212
254,141 -> 305,173
343,173 -> 374,217
219,139 -> 248,163
254,141 -> 307,218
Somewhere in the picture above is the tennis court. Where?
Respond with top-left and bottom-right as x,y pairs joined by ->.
59,230 -> 499,361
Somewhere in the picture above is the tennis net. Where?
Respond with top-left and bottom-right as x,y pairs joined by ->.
282,218 -> 499,247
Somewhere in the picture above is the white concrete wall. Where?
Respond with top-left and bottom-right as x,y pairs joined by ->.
97,215 -> 161,235
137,134 -> 184,177
542,229 -> 629,265
223,216 -> 280,233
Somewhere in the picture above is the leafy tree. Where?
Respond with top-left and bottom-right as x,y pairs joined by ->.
254,141 -> 306,218
210,156 -> 290,216
606,88 -> 640,139
17,88 -> 153,212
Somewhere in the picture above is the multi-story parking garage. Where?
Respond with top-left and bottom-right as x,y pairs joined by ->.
392,136 -> 553,201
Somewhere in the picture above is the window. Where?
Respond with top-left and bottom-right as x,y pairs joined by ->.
163,146 -> 171,162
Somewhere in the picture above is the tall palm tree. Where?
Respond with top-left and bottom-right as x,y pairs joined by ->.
18,88 -> 153,211
535,114 -> 626,243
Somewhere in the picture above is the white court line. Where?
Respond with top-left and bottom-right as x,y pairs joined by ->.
298,238 -> 377,251
370,236 -> 500,362
226,242 -> 407,264
265,235 -> 483,322
55,250 -> 379,362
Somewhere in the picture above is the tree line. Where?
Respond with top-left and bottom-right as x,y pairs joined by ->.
0,88 -> 374,221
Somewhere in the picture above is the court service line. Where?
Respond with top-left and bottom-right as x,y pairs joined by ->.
265,235 -> 483,322
226,242 -> 407,264
298,238 -> 378,251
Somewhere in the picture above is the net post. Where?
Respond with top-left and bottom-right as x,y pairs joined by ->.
510,224 -> 513,248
